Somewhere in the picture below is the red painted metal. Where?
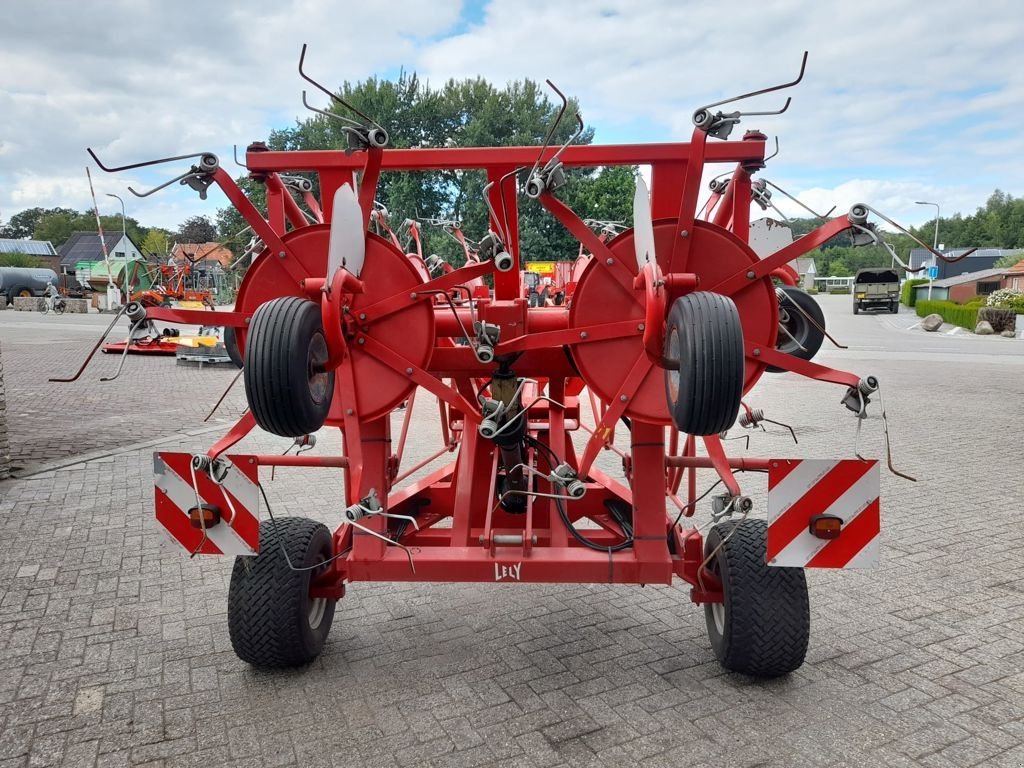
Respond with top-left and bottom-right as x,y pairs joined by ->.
135,117 -> 883,614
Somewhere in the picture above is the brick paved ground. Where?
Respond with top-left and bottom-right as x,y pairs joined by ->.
1,298 -> 1023,767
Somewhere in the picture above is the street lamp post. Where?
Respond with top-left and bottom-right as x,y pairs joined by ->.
915,201 -> 940,300
106,193 -> 128,303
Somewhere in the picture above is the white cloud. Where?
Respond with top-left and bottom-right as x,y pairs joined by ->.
1,0 -> 1023,236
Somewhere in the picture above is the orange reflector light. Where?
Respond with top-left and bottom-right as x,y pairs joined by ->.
189,504 -> 221,529
808,514 -> 843,540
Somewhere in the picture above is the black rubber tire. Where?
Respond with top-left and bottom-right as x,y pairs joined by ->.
7,285 -> 30,303
663,292 -> 744,435
703,519 -> 809,677
223,326 -> 244,369
228,517 -> 337,668
244,296 -> 333,437
767,287 -> 826,373
890,301 -> 899,314
853,302 -> 860,315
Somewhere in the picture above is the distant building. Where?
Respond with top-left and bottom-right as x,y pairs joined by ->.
56,232 -> 150,292
908,247 -> 1021,280
792,257 -> 817,291
913,264 -> 1024,303
0,238 -> 59,272
168,242 -> 234,267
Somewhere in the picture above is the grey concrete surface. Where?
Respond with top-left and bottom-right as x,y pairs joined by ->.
1,296 -> 1023,767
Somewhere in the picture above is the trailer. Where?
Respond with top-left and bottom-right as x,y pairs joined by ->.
69,49 -> 949,677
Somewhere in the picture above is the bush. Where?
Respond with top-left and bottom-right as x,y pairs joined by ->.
986,288 -> 1024,312
977,307 -> 1016,333
916,300 -> 979,331
828,286 -> 851,294
901,278 -> 928,307
0,252 -> 45,268
959,295 -> 987,306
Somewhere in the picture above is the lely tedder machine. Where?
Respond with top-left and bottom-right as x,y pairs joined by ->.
76,49 -> 941,677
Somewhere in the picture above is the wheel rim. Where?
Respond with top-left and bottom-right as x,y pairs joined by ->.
307,333 -> 330,404
711,601 -> 726,635
307,595 -> 327,630
307,552 -> 327,630
667,326 -> 680,401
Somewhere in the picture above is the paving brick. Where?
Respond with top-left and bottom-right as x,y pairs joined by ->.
2,299 -> 1024,767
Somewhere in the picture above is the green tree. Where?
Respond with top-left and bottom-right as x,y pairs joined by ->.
910,190 -> 1024,251
175,215 -> 217,244
33,210 -> 144,249
141,228 -> 171,259
0,253 -> 45,267
994,251 -> 1023,268
0,207 -> 77,240
221,72 -> 635,269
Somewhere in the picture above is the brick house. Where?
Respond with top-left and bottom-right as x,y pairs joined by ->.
913,260 -> 1024,303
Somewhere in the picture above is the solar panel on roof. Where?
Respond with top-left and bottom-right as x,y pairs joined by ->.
0,238 -> 57,255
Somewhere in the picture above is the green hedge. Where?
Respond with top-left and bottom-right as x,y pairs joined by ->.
901,278 -> 928,307
916,300 -> 979,330
828,286 -> 851,294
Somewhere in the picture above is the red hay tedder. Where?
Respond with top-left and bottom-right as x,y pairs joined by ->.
74,49 -> 945,677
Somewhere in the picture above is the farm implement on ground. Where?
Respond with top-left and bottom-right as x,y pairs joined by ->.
76,49 -> 950,676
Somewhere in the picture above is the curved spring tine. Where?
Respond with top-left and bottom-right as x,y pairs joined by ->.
86,147 -> 210,174
778,287 -> 848,349
763,179 -> 836,222
764,136 -> 780,163
526,80 -> 569,183
858,203 -> 978,263
695,51 -> 808,114
203,370 -> 243,423
482,181 -> 507,244
301,91 -> 363,128
497,166 -> 525,244
233,145 -> 249,169
728,97 -> 793,118
543,112 -> 585,172
761,417 -> 798,445
297,44 -> 385,131
128,170 -> 198,198
100,318 -> 146,382
48,304 -> 129,382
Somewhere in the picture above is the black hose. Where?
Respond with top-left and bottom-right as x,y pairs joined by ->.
525,435 -> 633,552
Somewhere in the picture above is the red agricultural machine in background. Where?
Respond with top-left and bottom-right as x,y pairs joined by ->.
77,49 -> 952,677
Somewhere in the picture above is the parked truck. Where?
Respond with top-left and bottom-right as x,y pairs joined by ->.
0,267 -> 61,303
853,268 -> 900,314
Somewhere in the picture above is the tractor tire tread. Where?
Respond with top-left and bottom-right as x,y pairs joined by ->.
244,296 -> 332,437
768,286 -> 826,373
227,517 -> 335,668
665,291 -> 744,435
704,519 -> 809,677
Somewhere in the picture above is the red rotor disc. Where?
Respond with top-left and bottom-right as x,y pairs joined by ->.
569,220 -> 777,424
235,226 -> 432,421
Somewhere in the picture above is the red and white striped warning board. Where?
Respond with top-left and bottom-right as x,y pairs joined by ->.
767,459 -> 880,569
154,452 -> 260,556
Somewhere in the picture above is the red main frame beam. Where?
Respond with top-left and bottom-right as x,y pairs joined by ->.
244,141 -> 766,172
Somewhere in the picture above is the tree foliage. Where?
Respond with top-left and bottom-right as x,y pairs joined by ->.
0,207 -> 76,240
174,215 -> 218,244
911,190 -> 1024,250
218,72 -> 636,265
0,253 -> 46,268
994,251 -> 1023,268
142,229 -> 171,259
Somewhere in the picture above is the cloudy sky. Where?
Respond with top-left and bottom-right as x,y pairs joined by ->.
2,0 -> 1022,237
